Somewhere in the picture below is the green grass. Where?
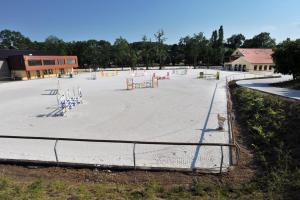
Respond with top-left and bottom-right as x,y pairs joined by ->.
0,175 -> 267,200
231,85 -> 300,199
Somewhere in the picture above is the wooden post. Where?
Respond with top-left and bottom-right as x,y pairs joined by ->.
133,143 -> 136,169
127,78 -> 133,90
54,140 -> 59,164
220,146 -> 224,174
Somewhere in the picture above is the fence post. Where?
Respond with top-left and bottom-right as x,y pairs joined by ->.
54,140 -> 59,164
220,145 -> 224,174
133,143 -> 136,170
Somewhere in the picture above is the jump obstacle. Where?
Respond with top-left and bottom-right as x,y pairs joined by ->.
130,69 -> 146,77
126,77 -> 158,90
172,69 -> 188,75
153,72 -> 170,80
56,81 -> 83,116
198,71 -> 220,80
100,70 -> 120,77
90,69 -> 97,80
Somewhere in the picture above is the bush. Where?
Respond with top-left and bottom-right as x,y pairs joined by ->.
232,86 -> 300,198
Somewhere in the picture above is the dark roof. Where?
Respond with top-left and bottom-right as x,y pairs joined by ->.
0,49 -> 56,59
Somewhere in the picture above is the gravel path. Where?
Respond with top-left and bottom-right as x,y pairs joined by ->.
236,76 -> 300,100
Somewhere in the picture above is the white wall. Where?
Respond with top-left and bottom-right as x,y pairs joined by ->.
0,60 -> 11,78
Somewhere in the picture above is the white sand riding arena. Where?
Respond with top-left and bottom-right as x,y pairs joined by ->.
0,69 -> 242,172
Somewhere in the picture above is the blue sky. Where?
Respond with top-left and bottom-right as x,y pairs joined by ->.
0,0 -> 299,44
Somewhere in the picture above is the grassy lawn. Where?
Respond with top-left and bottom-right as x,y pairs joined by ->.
230,83 -> 300,199
0,175 -> 266,200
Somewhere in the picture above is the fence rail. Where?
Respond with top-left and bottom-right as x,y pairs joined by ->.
0,135 -> 237,173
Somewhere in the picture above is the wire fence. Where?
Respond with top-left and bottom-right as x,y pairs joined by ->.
0,135 -> 238,173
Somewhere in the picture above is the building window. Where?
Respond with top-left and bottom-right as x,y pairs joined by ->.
264,65 -> 267,70
57,59 -> 65,65
259,65 -> 262,71
243,65 -> 246,71
66,59 -> 76,64
48,69 -> 53,74
269,65 -> 273,70
43,60 -> 56,65
254,65 -> 257,70
28,60 -> 42,66
36,70 -> 41,78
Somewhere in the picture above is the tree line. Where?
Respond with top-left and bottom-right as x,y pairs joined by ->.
0,27 -> 298,78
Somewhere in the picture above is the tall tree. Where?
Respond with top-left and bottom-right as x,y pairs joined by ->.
113,37 -> 130,69
44,35 -> 67,55
209,26 -> 225,65
218,25 -> 225,64
272,39 -> 300,80
180,33 -> 209,66
226,34 -> 246,49
218,25 -> 224,47
243,32 -> 276,48
0,29 -> 32,49
140,35 -> 152,69
169,44 -> 184,66
154,29 -> 167,69
81,40 -> 101,68
210,30 -> 218,48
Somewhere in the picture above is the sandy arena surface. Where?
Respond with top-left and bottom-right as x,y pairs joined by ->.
0,69 -> 240,171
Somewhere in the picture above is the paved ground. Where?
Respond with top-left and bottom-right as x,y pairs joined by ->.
236,75 -> 300,100
0,69 -> 237,171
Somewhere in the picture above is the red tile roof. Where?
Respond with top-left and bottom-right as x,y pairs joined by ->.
237,48 -> 274,64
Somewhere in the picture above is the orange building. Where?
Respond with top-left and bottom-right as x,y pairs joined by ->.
8,55 -> 78,80
0,49 -> 78,80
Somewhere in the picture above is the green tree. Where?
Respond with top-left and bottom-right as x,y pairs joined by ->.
210,30 -> 218,48
209,26 -> 225,65
81,40 -> 101,69
113,37 -> 130,69
75,40 -> 111,69
154,29 -> 167,69
44,35 -> 67,55
226,34 -> 246,49
140,35 -> 152,69
272,39 -> 300,80
129,48 -> 138,69
0,29 -> 33,49
180,33 -> 209,66
169,44 -> 184,65
243,32 -> 276,48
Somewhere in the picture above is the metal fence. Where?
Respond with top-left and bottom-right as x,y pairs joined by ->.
0,135 -> 239,173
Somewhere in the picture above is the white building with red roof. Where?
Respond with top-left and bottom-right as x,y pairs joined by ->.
224,48 -> 275,73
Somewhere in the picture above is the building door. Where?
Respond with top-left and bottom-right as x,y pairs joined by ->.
26,71 -> 31,80
60,69 -> 65,75
36,70 -> 41,78
243,65 -> 246,71
238,65 -> 241,71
